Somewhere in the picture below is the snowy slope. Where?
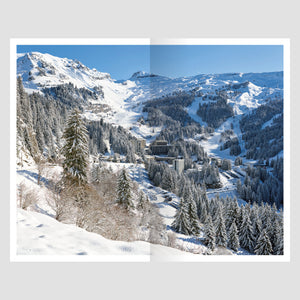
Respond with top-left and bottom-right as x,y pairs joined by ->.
17,52 -> 283,140
15,163 -> 199,259
17,52 -> 134,115
127,71 -> 283,106
16,208 -> 197,259
17,52 -> 111,91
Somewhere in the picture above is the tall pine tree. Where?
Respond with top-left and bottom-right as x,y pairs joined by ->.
204,215 -> 216,251
187,196 -> 201,236
228,221 -> 240,251
254,229 -> 273,255
215,203 -> 227,247
61,108 -> 89,187
239,212 -> 255,253
116,168 -> 134,210
172,197 -> 191,235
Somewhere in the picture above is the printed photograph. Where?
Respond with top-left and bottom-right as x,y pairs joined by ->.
13,40 -> 288,260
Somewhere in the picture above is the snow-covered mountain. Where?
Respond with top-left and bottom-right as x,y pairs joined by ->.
17,52 -> 111,91
17,52 -> 135,115
17,52 -> 283,137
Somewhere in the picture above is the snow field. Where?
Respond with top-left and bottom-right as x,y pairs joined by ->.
17,208 -> 197,259
15,163 -> 198,259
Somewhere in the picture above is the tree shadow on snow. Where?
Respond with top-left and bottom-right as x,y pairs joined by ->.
17,170 -> 49,186
177,236 -> 204,245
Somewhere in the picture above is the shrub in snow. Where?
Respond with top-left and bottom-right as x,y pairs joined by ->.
17,183 -> 37,210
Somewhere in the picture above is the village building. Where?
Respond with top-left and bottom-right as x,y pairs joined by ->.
150,140 -> 170,155
173,158 -> 185,174
136,138 -> 146,153
155,156 -> 176,164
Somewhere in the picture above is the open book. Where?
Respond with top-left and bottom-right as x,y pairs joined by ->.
11,38 -> 289,262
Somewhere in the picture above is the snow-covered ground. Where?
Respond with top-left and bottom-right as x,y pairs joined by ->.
199,118 -> 236,161
16,208 -> 198,260
15,161 -> 244,258
15,163 -> 200,260
186,97 -> 208,126
197,114 -> 257,165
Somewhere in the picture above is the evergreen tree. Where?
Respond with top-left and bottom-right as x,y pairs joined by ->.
252,214 -> 263,243
16,77 -> 40,161
226,197 -> 239,232
265,216 -> 274,246
199,202 -> 208,224
172,197 -> 191,235
237,204 -> 245,232
204,215 -> 216,251
239,213 -> 255,253
254,229 -> 273,255
187,196 -> 201,235
215,204 -> 227,247
137,192 -> 149,211
177,175 -> 187,197
221,159 -> 232,171
228,221 -> 240,251
271,219 -> 281,252
99,136 -> 107,154
236,179 -> 242,196
244,174 -> 250,186
61,108 -> 89,186
91,163 -> 102,184
153,172 -> 162,187
125,147 -> 136,163
234,156 -> 243,166
161,167 -> 176,192
273,224 -> 284,255
116,168 -> 134,210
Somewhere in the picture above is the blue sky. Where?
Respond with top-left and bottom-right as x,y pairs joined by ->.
17,44 -> 283,80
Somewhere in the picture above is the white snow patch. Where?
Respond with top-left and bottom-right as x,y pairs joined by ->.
17,208 -> 196,258
186,97 -> 208,126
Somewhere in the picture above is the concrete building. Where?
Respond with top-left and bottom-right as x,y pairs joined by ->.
136,138 -> 146,153
155,156 -> 175,164
144,155 -> 155,165
173,158 -> 185,174
150,140 -> 170,155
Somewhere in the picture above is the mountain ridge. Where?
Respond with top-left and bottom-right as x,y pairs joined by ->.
17,51 -> 284,138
